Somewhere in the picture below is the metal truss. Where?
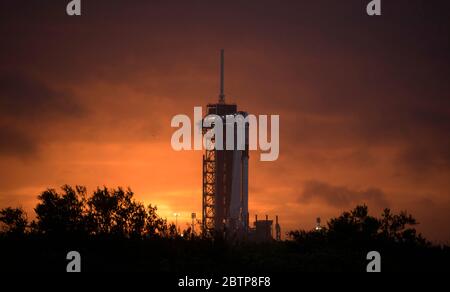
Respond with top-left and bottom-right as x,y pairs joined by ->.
202,147 -> 216,237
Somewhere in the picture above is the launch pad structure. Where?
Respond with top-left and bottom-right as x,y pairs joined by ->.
201,50 -> 281,241
202,50 -> 249,240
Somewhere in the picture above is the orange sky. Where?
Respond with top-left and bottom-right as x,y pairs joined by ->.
0,0 -> 449,242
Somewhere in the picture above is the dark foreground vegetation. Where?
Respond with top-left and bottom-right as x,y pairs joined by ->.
1,185 -> 449,272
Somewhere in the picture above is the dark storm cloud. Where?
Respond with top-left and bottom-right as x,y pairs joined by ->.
0,0 -> 448,165
397,142 -> 450,176
299,180 -> 389,208
0,72 -> 85,120
0,72 -> 86,158
0,126 -> 37,158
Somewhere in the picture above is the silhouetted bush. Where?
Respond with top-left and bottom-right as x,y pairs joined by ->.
2,185 -> 178,239
35,185 -> 86,236
0,207 -> 28,236
289,205 -> 430,248
0,187 -> 448,272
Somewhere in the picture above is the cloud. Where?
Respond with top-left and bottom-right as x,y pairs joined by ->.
299,180 -> 389,208
0,126 -> 37,158
0,71 -> 85,120
0,72 -> 86,158
397,143 -> 450,177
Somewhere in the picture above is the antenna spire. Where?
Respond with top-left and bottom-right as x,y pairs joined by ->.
219,49 -> 225,103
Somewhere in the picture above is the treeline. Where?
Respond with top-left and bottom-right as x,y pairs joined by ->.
288,205 -> 431,250
0,184 -> 440,249
0,185 -> 183,238
1,185 -> 449,272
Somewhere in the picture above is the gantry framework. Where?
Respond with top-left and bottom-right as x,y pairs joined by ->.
201,50 -> 249,239
202,137 -> 216,235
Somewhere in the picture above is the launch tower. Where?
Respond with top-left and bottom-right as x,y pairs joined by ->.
202,50 -> 249,239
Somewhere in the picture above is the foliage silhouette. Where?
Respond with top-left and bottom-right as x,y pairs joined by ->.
0,186 -> 449,272
289,205 -> 429,248
0,207 -> 28,236
87,186 -> 147,237
2,185 -> 176,239
35,185 -> 86,236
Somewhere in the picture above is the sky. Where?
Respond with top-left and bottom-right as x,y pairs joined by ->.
0,0 -> 449,242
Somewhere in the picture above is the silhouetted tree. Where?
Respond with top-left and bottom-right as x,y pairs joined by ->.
167,223 -> 178,238
183,226 -> 192,239
87,186 -> 147,238
328,205 -> 381,243
128,202 -> 147,238
146,204 -> 168,238
0,207 -> 28,235
86,187 -> 116,234
380,208 -> 427,245
289,205 -> 428,248
25,184 -> 174,238
4,185 -> 430,249
34,185 -> 86,235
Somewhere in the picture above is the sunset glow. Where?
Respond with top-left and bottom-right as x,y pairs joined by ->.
1,0 -> 449,244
